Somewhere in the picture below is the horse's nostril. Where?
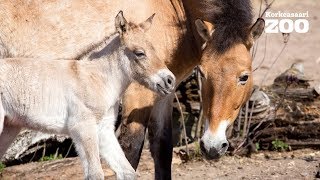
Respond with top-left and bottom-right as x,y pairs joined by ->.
221,142 -> 228,149
166,75 -> 173,85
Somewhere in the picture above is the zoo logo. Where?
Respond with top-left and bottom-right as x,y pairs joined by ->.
265,11 -> 310,33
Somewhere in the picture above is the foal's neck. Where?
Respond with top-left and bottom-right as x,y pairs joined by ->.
81,34 -> 132,100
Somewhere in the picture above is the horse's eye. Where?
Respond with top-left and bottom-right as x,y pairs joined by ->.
133,49 -> 146,59
238,74 -> 249,85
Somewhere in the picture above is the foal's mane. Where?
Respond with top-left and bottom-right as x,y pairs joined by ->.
201,0 -> 253,53
73,31 -> 119,60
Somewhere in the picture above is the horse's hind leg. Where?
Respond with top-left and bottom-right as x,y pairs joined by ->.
98,119 -> 136,180
0,124 -> 21,159
117,84 -> 154,169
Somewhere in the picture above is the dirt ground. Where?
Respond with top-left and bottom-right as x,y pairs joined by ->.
252,0 -> 320,87
1,0 -> 320,180
1,149 -> 319,180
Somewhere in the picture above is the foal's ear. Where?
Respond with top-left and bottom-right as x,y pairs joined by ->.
115,11 -> 128,34
139,13 -> 156,32
250,18 -> 265,42
195,19 -> 215,42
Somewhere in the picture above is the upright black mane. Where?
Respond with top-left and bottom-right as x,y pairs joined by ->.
201,0 -> 253,53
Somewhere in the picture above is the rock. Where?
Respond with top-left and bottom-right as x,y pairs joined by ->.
273,62 -> 311,88
241,87 -> 270,120
287,161 -> 295,167
172,155 -> 183,165
300,172 -> 309,177
249,88 -> 270,113
316,163 -> 320,178
2,130 -> 70,165
315,84 -> 320,95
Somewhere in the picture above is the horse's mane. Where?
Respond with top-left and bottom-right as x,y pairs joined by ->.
201,0 -> 253,53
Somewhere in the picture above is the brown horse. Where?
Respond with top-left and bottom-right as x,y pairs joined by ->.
0,0 -> 264,179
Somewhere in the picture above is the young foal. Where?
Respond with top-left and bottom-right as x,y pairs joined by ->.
0,11 -> 175,179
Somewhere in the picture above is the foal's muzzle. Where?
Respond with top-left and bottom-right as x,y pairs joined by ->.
155,69 -> 176,95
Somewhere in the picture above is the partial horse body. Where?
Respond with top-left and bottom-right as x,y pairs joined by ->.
0,11 -> 175,179
0,0 -> 264,179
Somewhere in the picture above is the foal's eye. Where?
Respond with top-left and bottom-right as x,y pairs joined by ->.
133,49 -> 146,59
238,74 -> 249,85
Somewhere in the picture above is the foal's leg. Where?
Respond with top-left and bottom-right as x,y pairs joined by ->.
0,124 -> 21,159
74,142 -> 89,177
98,118 -> 136,180
0,101 -> 4,134
148,94 -> 174,180
117,83 -> 155,169
69,118 -> 103,180
0,100 -> 21,159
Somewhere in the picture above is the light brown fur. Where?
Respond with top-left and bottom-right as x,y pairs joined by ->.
0,12 -> 176,180
0,0 -> 264,178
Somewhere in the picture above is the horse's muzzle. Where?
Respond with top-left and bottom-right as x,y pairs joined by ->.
200,140 -> 229,160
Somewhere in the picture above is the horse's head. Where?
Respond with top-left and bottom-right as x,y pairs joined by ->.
195,17 -> 265,159
115,11 -> 175,96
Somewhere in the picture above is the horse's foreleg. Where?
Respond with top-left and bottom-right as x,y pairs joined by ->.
118,83 -> 155,169
148,94 -> 174,180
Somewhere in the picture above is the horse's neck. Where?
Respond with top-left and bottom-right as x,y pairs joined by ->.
182,0 -> 208,52
161,0 -> 202,82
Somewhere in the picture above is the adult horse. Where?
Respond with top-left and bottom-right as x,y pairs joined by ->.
0,0 -> 264,179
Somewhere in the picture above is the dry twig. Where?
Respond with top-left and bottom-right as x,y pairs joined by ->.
174,93 -> 189,156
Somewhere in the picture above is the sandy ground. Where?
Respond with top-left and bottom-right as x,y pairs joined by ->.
1,149 -> 319,180
1,0 -> 320,180
252,0 -> 320,87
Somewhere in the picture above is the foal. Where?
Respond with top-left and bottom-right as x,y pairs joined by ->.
0,11 -> 175,179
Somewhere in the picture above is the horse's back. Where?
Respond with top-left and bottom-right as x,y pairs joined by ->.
0,0 -> 182,61
0,0 -> 112,58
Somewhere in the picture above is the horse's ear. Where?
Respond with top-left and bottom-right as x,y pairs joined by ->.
250,18 -> 265,42
115,11 -> 128,34
195,19 -> 215,42
139,13 -> 156,32
195,19 -> 215,50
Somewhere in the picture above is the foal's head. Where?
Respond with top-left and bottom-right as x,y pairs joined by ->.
193,2 -> 265,159
115,11 -> 175,95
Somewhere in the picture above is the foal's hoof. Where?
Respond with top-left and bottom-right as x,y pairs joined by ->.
117,170 -> 136,180
85,173 -> 104,180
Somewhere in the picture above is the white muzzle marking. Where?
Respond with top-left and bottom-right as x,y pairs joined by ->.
201,119 -> 230,153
